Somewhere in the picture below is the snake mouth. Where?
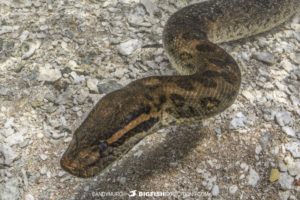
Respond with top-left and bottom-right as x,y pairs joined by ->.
60,155 -> 102,178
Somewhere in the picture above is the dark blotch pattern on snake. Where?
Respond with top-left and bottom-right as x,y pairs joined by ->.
60,0 -> 300,177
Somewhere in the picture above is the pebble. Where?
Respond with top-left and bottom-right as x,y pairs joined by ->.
259,132 -> 271,149
84,186 -> 90,192
117,39 -> 141,56
70,72 -> 85,84
19,30 -> 29,43
87,78 -> 99,93
229,112 -> 248,129
1,127 -> 15,138
275,111 -> 293,127
0,143 -> 18,165
285,158 -> 300,176
240,162 -> 249,171
141,0 -> 158,16
5,132 -> 24,146
0,177 -> 20,200
21,168 -> 28,188
242,90 -> 255,103
247,168 -> 260,187
279,191 -> 291,200
66,60 -> 84,73
40,165 -> 48,175
0,25 -> 20,35
282,126 -> 296,137
269,168 -> 280,182
39,154 -> 48,161
253,52 -> 276,65
279,172 -> 294,190
255,144 -> 262,154
38,64 -> 62,82
228,185 -> 238,194
285,142 -> 300,158
0,85 -> 10,96
290,96 -> 300,107
290,53 -> 300,64
22,40 -> 41,59
279,160 -> 288,172
280,59 -> 294,72
97,80 -> 123,94
25,194 -> 35,200
211,185 -> 219,196
128,6 -> 146,26
118,177 -> 127,185
58,170 -> 66,177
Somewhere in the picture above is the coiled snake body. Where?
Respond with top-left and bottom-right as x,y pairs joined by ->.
61,0 -> 299,177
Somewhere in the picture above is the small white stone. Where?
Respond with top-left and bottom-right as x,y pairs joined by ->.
279,172 -> 294,190
285,142 -> 300,158
279,160 -> 288,172
22,40 -> 41,59
119,177 -> 127,184
282,126 -> 296,137
4,118 -> 14,128
284,156 -> 300,176
58,170 -> 66,177
40,154 -> 48,161
253,52 -> 276,65
290,96 -> 300,107
230,112 -> 248,129
0,178 -> 20,200
67,60 -> 83,72
247,168 -> 260,187
38,64 -> 62,82
279,191 -> 291,200
275,112 -> 293,127
240,162 -> 249,171
229,185 -> 238,194
0,144 -> 18,165
5,132 -> 24,146
280,59 -> 294,72
70,72 -> 85,84
84,186 -> 90,192
19,30 -> 30,43
1,127 -> 15,137
211,185 -> 219,196
255,145 -> 262,154
40,165 -> 48,175
0,25 -> 19,35
117,39 -> 141,56
141,0 -> 158,16
290,53 -> 300,64
87,78 -> 99,93
242,90 -> 255,103
25,194 -> 34,200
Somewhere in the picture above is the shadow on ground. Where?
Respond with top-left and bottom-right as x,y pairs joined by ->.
72,124 -> 211,200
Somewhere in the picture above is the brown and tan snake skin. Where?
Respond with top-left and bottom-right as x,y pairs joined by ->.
60,0 -> 300,177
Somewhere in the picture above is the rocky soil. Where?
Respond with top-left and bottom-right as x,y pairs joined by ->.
0,0 -> 299,199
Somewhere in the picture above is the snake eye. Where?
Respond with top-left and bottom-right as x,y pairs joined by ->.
98,141 -> 108,154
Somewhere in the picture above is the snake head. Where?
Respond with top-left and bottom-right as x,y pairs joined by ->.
60,82 -> 160,177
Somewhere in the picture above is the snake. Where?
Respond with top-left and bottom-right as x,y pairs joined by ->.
60,0 -> 300,178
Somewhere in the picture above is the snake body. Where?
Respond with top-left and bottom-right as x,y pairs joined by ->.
60,0 -> 300,177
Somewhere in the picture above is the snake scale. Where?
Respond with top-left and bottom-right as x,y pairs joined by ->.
60,0 -> 300,177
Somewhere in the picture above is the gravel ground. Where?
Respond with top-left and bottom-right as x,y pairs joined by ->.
0,0 -> 300,200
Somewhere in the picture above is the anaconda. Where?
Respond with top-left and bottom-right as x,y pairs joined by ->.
60,0 -> 300,177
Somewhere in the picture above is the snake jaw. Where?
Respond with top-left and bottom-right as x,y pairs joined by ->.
60,142 -> 103,178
